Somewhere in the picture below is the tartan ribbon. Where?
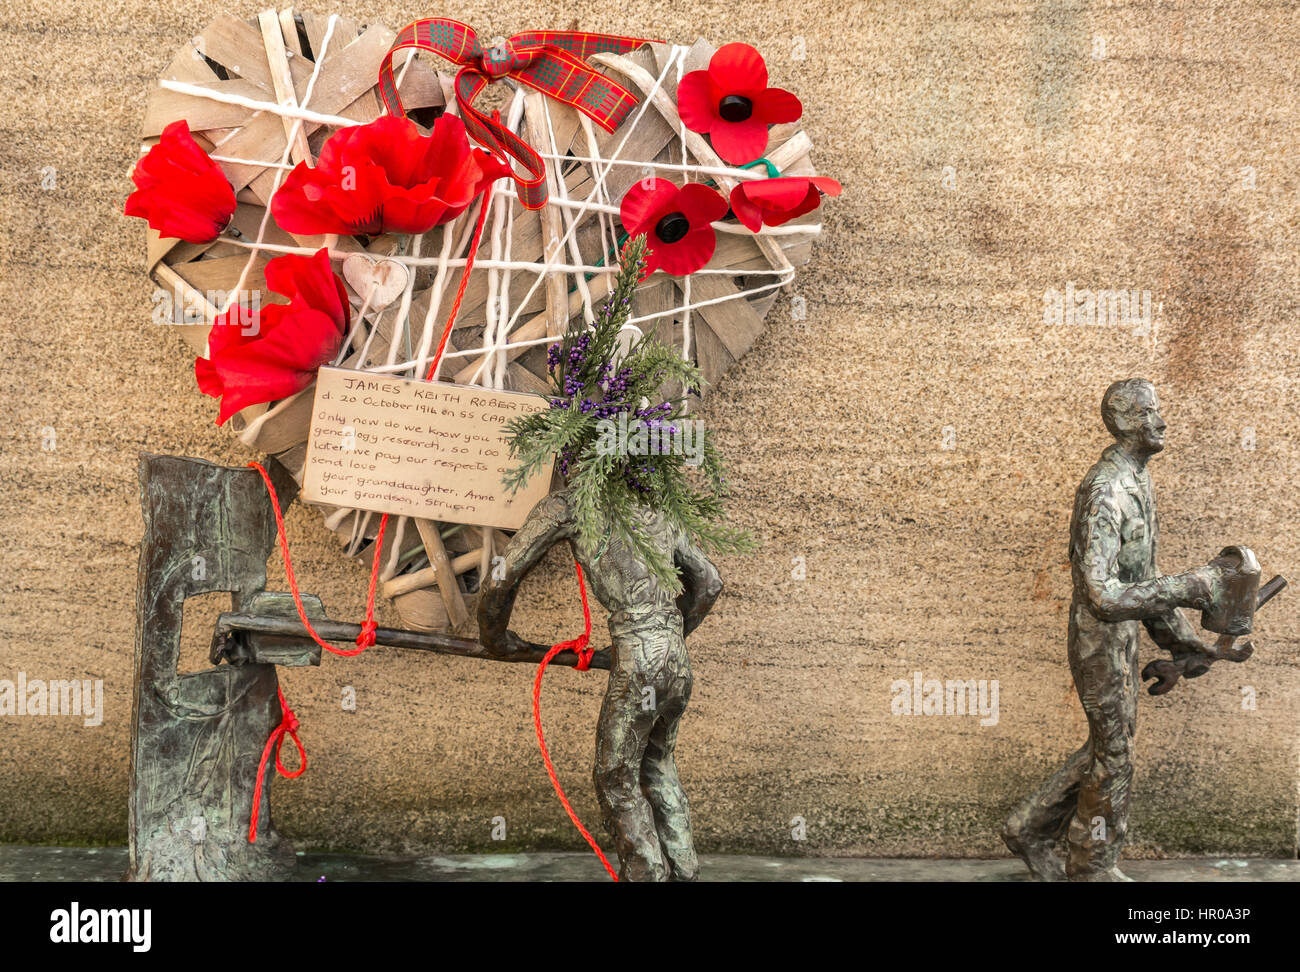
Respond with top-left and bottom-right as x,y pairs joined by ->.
378,18 -> 654,209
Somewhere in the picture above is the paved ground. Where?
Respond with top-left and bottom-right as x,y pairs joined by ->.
1,847 -> 1297,881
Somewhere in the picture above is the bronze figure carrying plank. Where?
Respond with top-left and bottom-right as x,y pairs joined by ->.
478,490 -> 722,881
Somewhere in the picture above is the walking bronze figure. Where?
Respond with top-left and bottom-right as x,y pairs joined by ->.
1003,379 -> 1279,881
478,490 -> 722,882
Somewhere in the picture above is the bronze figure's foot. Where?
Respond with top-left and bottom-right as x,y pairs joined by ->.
1002,822 -> 1066,882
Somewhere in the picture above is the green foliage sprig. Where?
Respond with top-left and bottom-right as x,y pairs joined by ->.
501,234 -> 752,591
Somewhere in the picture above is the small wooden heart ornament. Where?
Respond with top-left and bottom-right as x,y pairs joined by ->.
342,254 -> 409,309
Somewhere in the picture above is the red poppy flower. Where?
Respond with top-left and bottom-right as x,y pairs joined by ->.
620,179 -> 728,277
729,176 -> 842,232
195,248 -> 349,425
271,114 -> 510,236
676,43 -> 803,165
125,119 -> 236,243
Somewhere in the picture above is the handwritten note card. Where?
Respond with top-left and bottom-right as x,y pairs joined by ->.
301,367 -> 554,530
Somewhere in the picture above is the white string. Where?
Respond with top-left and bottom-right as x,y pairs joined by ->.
485,165 -> 506,389
495,192 -> 516,389
180,149 -> 773,183
538,150 -> 765,181
576,116 -> 613,276
383,515 -> 408,582
221,235 -> 797,279
159,78 -> 361,130
333,277 -> 379,365
207,153 -> 295,170
411,212 -> 468,381
417,198 -> 485,383
373,233 -> 421,367
544,96 -> 596,326
489,91 -> 527,390
349,268 -> 795,375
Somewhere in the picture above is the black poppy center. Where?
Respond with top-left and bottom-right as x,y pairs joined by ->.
718,94 -> 753,122
655,211 -> 690,245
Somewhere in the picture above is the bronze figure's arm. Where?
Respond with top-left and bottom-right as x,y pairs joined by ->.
478,492 -> 575,654
1142,497 -> 1204,654
674,534 -> 723,637
1077,490 -> 1214,622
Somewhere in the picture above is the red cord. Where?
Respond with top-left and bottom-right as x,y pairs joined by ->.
425,184 -> 493,382
248,685 -> 306,842
532,562 -> 617,880
243,182 -> 499,843
249,460 -> 382,659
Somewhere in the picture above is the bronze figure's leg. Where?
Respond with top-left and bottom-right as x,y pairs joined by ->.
1065,621 -> 1140,881
1002,744 -> 1088,881
640,668 -> 696,881
593,656 -> 666,881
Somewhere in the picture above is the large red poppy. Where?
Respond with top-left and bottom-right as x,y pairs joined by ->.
729,176 -> 842,232
195,248 -> 350,425
271,114 -> 510,236
620,179 -> 729,276
676,43 -> 803,165
125,119 -> 236,244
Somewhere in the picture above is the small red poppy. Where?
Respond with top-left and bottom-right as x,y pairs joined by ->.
195,248 -> 350,425
272,114 -> 510,237
676,43 -> 803,165
729,176 -> 842,232
620,179 -> 729,277
125,119 -> 236,244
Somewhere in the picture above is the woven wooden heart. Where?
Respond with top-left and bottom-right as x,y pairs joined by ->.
139,9 -> 831,631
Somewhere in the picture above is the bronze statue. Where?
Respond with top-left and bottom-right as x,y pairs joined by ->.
128,454 -> 305,881
478,490 -> 722,881
1003,378 -> 1271,881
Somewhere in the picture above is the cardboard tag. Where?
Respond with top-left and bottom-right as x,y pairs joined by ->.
301,367 -> 554,530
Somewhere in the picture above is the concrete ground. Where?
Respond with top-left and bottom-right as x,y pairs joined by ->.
1,847 -> 1296,882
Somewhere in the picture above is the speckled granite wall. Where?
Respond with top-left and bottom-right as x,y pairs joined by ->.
1,0 -> 1297,858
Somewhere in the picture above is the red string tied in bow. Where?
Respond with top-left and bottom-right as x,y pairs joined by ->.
248,686 -> 306,843
378,19 -> 655,209
551,563 -> 594,671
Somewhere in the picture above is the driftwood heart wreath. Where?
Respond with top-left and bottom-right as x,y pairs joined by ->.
131,9 -> 838,632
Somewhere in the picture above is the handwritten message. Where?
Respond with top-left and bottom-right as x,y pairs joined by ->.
301,367 -> 554,530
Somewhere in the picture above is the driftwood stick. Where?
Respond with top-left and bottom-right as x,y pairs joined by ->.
415,517 -> 470,628
381,547 -> 482,600
257,9 -> 313,166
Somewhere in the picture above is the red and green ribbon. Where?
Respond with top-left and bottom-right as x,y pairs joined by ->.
378,19 -> 654,210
